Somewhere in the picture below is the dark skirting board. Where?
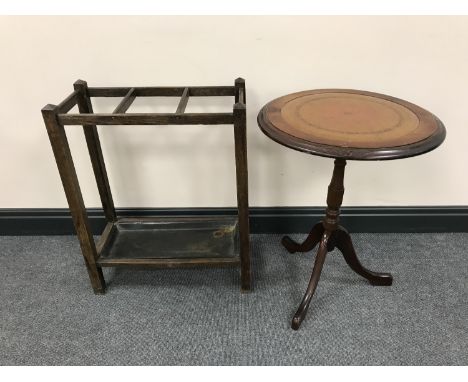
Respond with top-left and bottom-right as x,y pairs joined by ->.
1,206 -> 467,235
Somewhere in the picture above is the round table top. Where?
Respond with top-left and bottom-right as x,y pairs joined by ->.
257,89 -> 446,160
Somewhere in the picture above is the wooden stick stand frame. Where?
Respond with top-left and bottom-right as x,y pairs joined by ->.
42,78 -> 251,294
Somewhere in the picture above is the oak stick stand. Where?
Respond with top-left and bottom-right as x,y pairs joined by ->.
42,78 -> 251,294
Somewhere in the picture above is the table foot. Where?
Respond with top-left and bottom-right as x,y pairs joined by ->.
334,226 -> 393,286
282,222 -> 324,254
291,231 -> 330,330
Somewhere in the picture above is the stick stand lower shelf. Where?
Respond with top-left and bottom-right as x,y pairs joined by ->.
42,78 -> 251,294
97,217 -> 240,267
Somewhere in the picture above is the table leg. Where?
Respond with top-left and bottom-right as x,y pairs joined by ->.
291,230 -> 331,330
281,222 -> 324,253
334,226 -> 393,286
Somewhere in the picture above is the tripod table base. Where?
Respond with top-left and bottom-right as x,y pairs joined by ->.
284,222 -> 393,330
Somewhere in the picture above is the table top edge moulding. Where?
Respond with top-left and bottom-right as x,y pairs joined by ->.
258,89 -> 446,160
42,78 -> 251,294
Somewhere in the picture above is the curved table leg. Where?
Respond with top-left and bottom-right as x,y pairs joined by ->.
282,222 -> 324,254
291,231 -> 330,330
334,226 -> 393,286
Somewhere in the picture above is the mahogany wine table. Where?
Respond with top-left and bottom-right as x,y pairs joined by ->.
257,89 -> 446,330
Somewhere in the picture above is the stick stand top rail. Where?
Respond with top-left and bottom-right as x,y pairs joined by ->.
53,80 -> 245,125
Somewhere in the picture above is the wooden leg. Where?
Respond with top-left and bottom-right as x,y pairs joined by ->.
74,80 -> 117,223
334,226 -> 393,286
233,86 -> 251,292
282,222 -> 324,254
42,105 -> 106,294
291,231 -> 330,330
290,159 -> 345,329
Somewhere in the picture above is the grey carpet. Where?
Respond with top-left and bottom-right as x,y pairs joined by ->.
0,233 -> 467,365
